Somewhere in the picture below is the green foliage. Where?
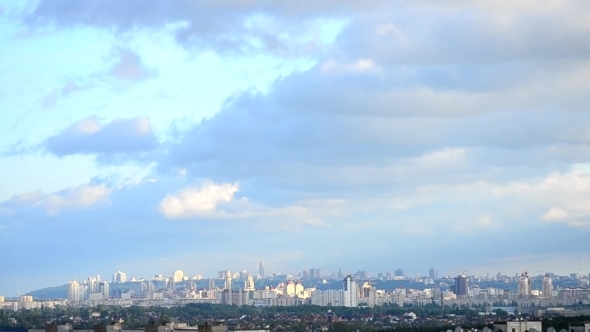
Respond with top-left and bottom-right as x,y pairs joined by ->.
1,305 -> 589,332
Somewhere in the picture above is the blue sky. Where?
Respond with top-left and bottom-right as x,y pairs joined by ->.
1,0 -> 590,295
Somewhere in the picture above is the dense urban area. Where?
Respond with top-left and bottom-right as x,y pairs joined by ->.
1,264 -> 590,332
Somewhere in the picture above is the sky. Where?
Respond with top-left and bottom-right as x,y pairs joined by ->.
1,0 -> 590,296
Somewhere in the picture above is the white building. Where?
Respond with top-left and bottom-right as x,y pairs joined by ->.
112,271 -> 127,283
493,321 -> 542,332
542,274 -> 553,298
518,272 -> 531,297
173,270 -> 184,283
68,280 -> 81,303
245,276 -> 256,291
343,275 -> 358,307
311,289 -> 345,306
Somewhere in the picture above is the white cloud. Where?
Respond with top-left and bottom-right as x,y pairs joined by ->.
9,184 -> 112,215
158,182 -> 239,219
542,207 -> 568,221
321,58 -> 382,74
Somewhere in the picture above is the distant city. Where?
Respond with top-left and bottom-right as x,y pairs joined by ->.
2,262 -> 590,317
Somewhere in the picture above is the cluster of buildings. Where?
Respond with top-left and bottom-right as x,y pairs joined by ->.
0,295 -> 67,311
2,265 -> 590,313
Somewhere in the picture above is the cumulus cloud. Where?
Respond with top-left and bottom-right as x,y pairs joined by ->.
7,0 -> 590,290
44,116 -> 157,156
7,184 -> 112,215
159,182 -> 239,219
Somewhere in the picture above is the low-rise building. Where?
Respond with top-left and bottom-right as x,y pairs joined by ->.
493,321 -> 542,332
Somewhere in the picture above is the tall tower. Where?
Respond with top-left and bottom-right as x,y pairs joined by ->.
68,280 -> 80,302
429,268 -> 438,279
224,275 -> 233,290
173,270 -> 184,282
208,278 -> 216,291
259,261 -> 266,279
542,274 -> 553,298
518,272 -> 531,298
245,275 -> 255,291
168,277 -> 176,291
454,275 -> 469,297
112,271 -> 127,283
98,281 -> 109,299
343,275 -> 358,307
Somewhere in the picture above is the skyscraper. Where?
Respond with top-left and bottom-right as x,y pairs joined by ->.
259,261 -> 266,279
429,268 -> 438,279
542,274 -> 553,298
112,271 -> 127,283
68,279 -> 80,303
454,275 -> 469,297
343,275 -> 358,307
518,272 -> 531,297
314,268 -> 321,279
173,270 -> 184,282
224,275 -> 233,290
245,275 -> 255,291
208,278 -> 216,291
394,269 -> 404,277
98,281 -> 109,299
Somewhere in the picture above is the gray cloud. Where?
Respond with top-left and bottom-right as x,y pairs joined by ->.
44,116 -> 157,156
22,0 -> 386,54
6,0 -> 590,295
338,3 -> 590,66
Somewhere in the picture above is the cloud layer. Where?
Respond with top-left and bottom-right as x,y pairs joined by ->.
1,0 -> 590,295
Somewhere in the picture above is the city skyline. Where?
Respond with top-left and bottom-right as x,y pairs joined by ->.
4,263 -> 590,298
2,265 -> 589,313
1,1 -> 590,297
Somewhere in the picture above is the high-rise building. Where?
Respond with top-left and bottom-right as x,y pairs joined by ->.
224,275 -> 233,290
87,276 -> 99,293
343,275 -> 358,307
68,280 -> 81,303
112,271 -> 127,283
429,268 -> 438,279
99,281 -> 109,299
240,270 -> 249,280
259,261 -> 266,279
208,278 -> 216,291
394,269 -> 404,277
245,275 -> 255,291
308,268 -> 321,279
302,270 -> 310,280
454,275 -> 469,297
173,270 -> 184,282
518,272 -> 531,297
542,274 -> 553,298
168,277 -> 176,291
